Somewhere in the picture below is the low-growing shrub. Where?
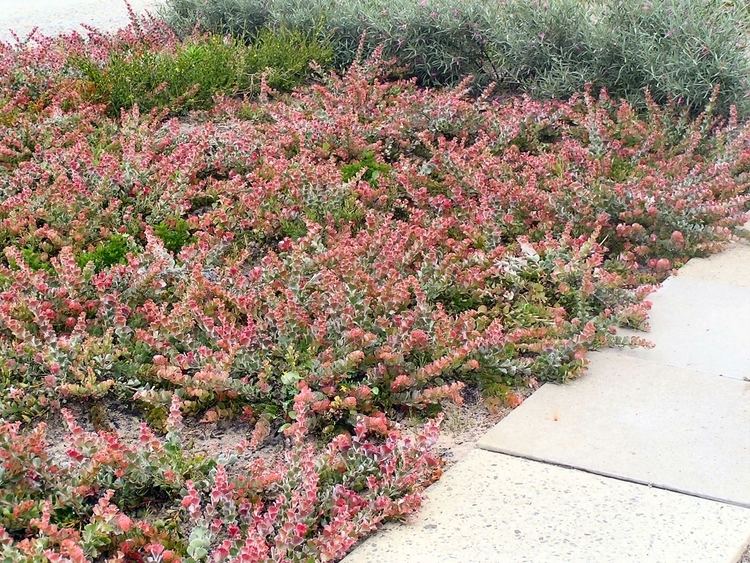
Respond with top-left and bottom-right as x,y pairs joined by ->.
0,401 -> 441,561
490,0 -> 600,98
246,27 -> 333,92
1,16 -> 750,560
164,0 -> 274,39
76,234 -> 131,271
2,52 -> 748,426
162,0 -> 750,115
341,150 -> 391,185
154,217 -> 193,253
74,29 -> 332,115
75,36 -> 250,114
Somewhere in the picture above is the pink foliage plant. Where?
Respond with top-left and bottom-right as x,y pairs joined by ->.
0,13 -> 748,561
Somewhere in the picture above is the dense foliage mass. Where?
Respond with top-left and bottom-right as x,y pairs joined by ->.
163,0 -> 750,115
0,8 -> 749,561
75,28 -> 332,115
0,396 -> 441,561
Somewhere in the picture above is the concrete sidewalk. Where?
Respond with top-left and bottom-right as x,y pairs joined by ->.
345,240 -> 750,562
0,0 -> 158,42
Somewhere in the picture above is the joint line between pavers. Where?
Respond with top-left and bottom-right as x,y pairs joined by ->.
607,347 -> 750,383
474,445 -> 750,511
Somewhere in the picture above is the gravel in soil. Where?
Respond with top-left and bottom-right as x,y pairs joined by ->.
42,381 -> 520,476
43,400 -> 286,473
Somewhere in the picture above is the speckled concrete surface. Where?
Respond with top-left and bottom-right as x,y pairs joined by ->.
618,275 -> 750,381
0,0 -> 158,42
344,450 -> 750,563
478,351 -> 750,507
677,242 -> 750,288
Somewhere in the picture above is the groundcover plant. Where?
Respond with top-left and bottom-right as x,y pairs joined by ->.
0,9 -> 749,563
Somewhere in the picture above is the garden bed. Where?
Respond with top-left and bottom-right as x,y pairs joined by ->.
0,7 -> 749,562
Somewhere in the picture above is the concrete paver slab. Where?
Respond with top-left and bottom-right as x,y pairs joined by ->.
344,450 -> 750,563
619,276 -> 750,380
478,351 -> 750,506
676,242 -> 750,288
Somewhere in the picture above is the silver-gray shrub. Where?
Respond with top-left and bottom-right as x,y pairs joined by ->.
161,0 -> 750,115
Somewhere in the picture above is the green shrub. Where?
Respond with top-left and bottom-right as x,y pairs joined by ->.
75,36 -> 249,114
21,247 -> 55,273
155,217 -> 193,253
341,151 -> 391,185
77,234 -> 130,271
161,0 -> 750,115
246,27 -> 333,92
74,31 -> 332,115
